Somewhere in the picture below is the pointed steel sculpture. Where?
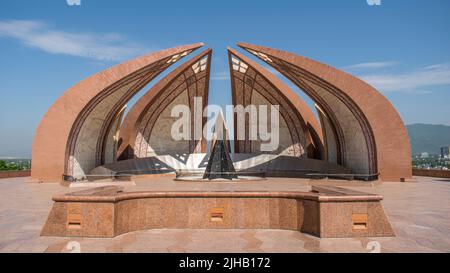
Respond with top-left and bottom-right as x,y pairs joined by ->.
203,112 -> 238,180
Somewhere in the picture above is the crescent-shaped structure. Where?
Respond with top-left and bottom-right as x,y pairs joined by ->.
228,48 -> 324,160
117,48 -> 212,160
30,42 -> 412,183
237,43 -> 412,182
31,43 -> 203,182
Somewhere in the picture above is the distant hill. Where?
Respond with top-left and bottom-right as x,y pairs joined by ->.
407,124 -> 450,156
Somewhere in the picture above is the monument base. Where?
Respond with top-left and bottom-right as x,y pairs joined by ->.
41,186 -> 395,238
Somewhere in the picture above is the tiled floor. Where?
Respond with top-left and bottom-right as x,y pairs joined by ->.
0,176 -> 449,253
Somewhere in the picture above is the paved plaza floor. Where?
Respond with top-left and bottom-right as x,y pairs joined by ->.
0,176 -> 449,253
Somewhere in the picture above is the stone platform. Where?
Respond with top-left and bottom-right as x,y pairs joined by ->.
2,176 -> 450,252
41,185 -> 394,238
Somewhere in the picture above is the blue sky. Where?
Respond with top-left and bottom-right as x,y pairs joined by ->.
0,0 -> 449,158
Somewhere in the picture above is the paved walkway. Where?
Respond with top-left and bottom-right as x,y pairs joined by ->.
0,176 -> 449,253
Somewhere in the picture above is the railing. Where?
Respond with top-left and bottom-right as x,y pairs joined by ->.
63,169 -> 176,182
306,173 -> 379,182
175,170 -> 266,178
413,169 -> 450,179
63,174 -> 131,182
62,170 -> 379,182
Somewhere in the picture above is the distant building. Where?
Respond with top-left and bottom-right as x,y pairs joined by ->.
421,152 -> 430,159
441,146 -> 450,159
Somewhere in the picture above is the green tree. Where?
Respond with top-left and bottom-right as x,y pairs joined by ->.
0,160 -> 6,170
0,160 -> 21,171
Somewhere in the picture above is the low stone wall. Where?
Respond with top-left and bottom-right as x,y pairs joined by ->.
413,169 -> 450,179
41,186 -> 395,238
0,170 -> 31,179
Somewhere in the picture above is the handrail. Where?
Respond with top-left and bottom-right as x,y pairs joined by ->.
175,169 -> 266,178
306,173 -> 380,182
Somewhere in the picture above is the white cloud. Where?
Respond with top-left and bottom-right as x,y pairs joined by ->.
343,61 -> 397,70
359,63 -> 450,92
0,20 -> 150,61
